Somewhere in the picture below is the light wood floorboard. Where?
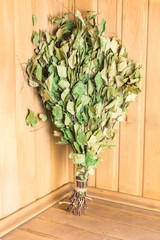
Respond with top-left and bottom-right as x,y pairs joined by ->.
2,197 -> 160,240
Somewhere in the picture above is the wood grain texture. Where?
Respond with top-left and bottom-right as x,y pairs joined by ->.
0,0 -> 70,219
20,217 -> 112,240
32,0 -> 53,199
0,0 -> 19,218
96,0 -> 119,191
3,197 -> 160,240
2,229 -> 55,240
143,0 -> 160,200
26,200 -> 160,240
0,183 -> 71,237
86,185 -> 160,213
1,0 -> 160,222
118,0 -> 148,196
14,0 -> 37,209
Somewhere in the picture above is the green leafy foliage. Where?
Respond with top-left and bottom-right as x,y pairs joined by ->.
27,10 -> 142,180
26,110 -> 38,128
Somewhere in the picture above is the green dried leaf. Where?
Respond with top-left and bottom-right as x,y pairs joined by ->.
35,64 -> 42,81
53,130 -> 62,137
51,56 -> 58,64
48,41 -> 54,57
57,65 -> 67,78
110,39 -> 118,53
58,80 -> 70,89
88,80 -> 94,96
118,59 -> 127,72
39,113 -> 47,122
65,129 -> 74,142
99,19 -> 106,34
107,141 -> 116,149
72,82 -> 87,99
77,131 -> 87,145
32,31 -> 39,46
60,43 -> 69,55
26,109 -> 38,128
57,138 -> 69,145
46,73 -> 54,91
126,93 -> 137,102
69,152 -> 85,164
75,10 -> 85,25
95,72 -> 103,91
116,76 -> 124,87
61,88 -> 69,101
32,15 -> 37,26
68,50 -> 77,69
131,88 -> 141,94
52,105 -> 63,120
29,79 -> 39,87
67,100 -> 75,115
105,99 -> 116,109
73,142 -> 81,154
64,113 -> 71,126
56,27 -> 66,38
43,90 -> 50,102
88,107 -> 96,118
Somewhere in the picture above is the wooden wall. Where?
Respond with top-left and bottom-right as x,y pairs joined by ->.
74,0 -> 160,203
0,0 -> 160,220
97,0 -> 160,200
0,0 -> 73,219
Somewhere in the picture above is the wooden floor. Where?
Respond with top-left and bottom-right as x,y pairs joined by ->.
2,196 -> 160,240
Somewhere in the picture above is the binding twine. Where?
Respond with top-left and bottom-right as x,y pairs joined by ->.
74,178 -> 88,193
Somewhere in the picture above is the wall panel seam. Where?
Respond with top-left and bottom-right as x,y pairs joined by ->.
142,0 -> 149,197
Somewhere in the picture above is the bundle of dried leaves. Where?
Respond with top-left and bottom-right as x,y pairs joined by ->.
26,10 -> 142,216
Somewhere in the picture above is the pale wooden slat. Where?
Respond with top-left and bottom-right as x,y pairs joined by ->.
0,187 -> 2,219
119,0 -> 148,195
37,207 -> 160,240
47,0 -> 69,190
31,0 -> 52,198
116,0 -> 123,39
0,0 -> 19,218
20,217 -> 115,240
86,184 -> 160,214
96,0 -> 119,191
79,196 -> 160,219
14,0 -> 37,209
85,200 -> 160,232
2,228 -> 55,240
56,198 -> 160,232
74,0 -> 98,188
143,0 -> 160,200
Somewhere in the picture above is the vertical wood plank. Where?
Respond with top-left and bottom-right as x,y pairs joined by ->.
74,0 -> 98,187
48,0 -> 69,190
119,0 -> 148,195
143,0 -> 160,200
96,0 -> 119,191
0,158 -> 2,218
0,0 -> 19,218
32,0 -> 52,198
14,0 -> 37,209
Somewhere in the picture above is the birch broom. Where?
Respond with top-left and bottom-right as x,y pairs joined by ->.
26,10 -> 142,216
